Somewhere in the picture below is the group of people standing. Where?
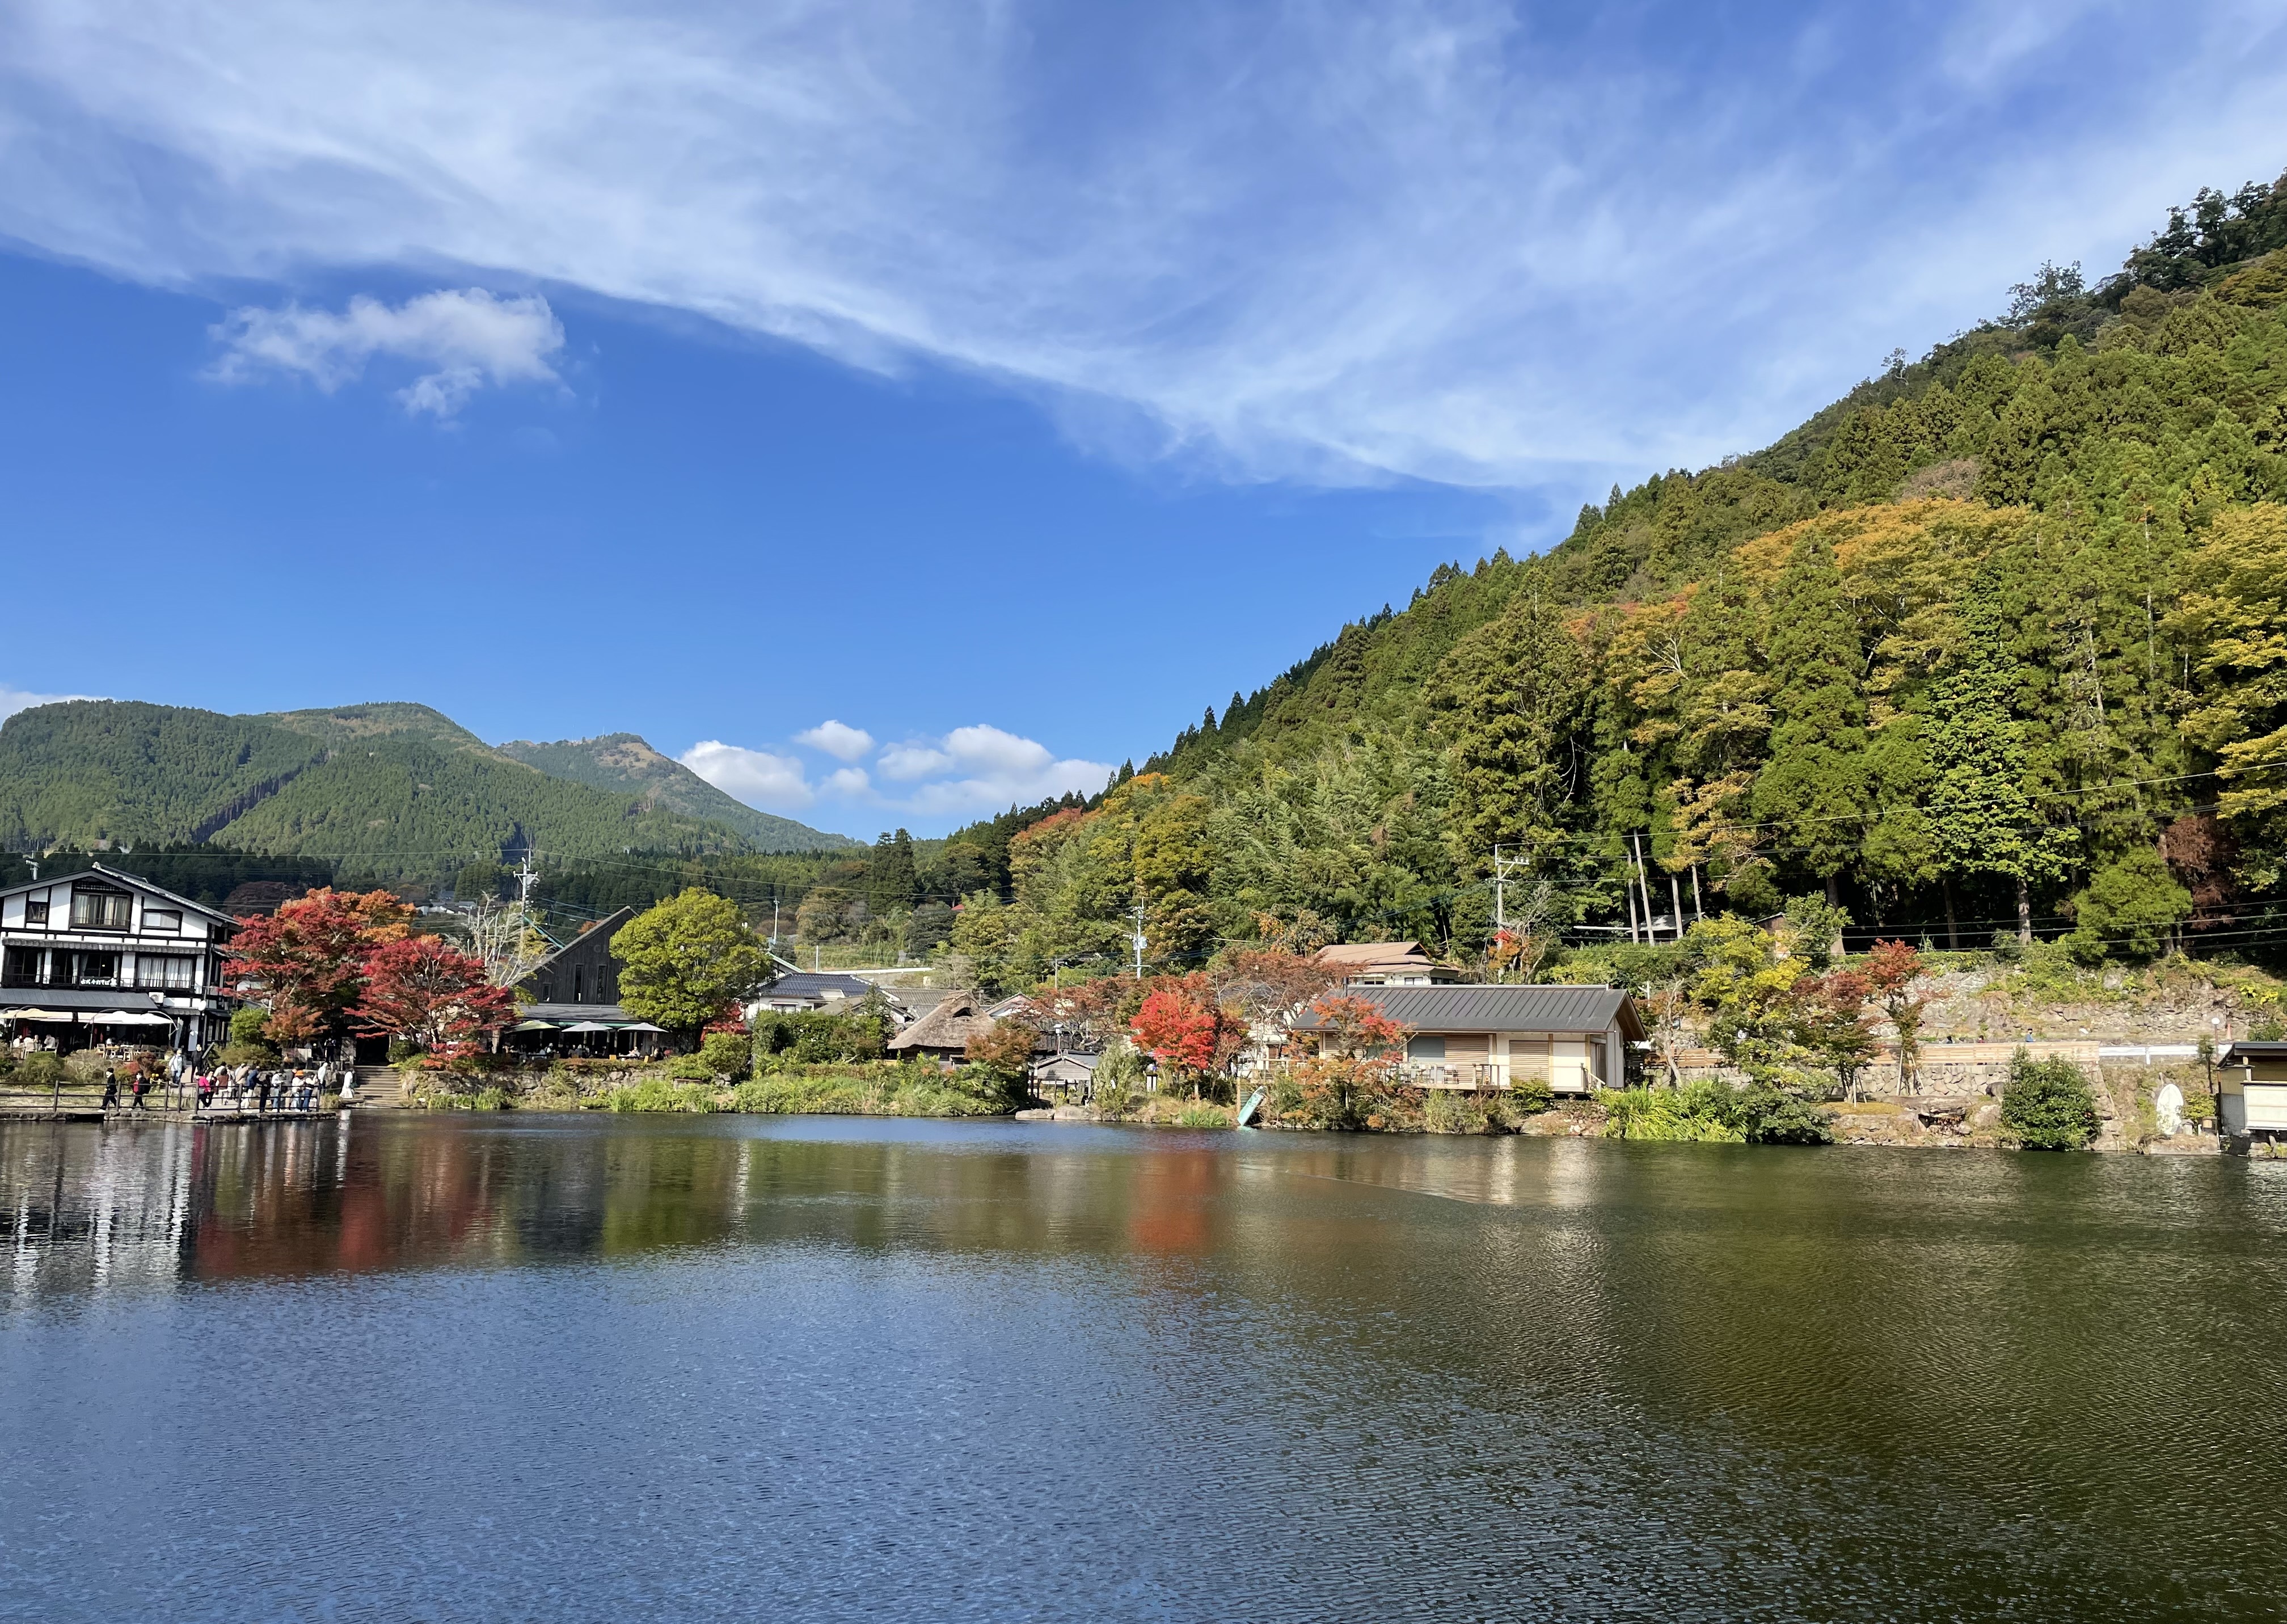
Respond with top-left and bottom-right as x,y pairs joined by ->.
193,1060 -> 350,1116
97,1053 -> 356,1117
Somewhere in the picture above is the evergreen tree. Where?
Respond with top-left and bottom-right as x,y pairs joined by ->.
1751,535 -> 1870,899
1427,582 -> 1585,873
867,829 -> 919,917
1925,570 -> 2075,943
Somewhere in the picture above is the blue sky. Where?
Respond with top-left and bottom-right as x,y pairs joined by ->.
1,1 -> 2284,837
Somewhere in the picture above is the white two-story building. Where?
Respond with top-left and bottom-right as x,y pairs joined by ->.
1,864 -> 239,1052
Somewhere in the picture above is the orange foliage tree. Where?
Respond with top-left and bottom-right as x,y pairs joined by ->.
222,888 -> 414,1043
1132,981 -> 1223,1094
1291,994 -> 1413,1129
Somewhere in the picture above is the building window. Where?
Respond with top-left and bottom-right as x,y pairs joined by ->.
2,947 -> 45,988
142,908 -> 183,933
1406,1035 -> 1447,1060
136,956 -> 197,990
23,898 -> 48,925
72,951 -> 120,988
70,888 -> 133,930
573,967 -> 585,1003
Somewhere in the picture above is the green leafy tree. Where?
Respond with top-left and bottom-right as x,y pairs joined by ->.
2001,1050 -> 2102,1150
612,889 -> 767,1047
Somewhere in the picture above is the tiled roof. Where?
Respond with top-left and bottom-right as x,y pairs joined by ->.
761,971 -> 877,1000
1292,984 -> 1642,1041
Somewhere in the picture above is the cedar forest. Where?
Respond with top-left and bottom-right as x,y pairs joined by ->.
892,168 -> 2287,992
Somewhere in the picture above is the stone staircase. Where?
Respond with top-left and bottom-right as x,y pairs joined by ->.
344,1067 -> 419,1110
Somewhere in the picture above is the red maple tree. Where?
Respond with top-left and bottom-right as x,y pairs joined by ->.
352,937 -> 517,1055
223,888 -> 414,1041
1131,982 -> 1222,1078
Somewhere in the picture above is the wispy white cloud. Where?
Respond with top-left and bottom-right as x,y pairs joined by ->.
822,766 -> 871,796
12,2 -> 2280,487
0,684 -> 98,723
680,740 -> 813,809
209,289 -> 564,417
795,720 -> 875,762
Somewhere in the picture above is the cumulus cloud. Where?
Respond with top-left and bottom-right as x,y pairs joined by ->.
209,289 -> 564,417
822,766 -> 871,796
895,724 -> 1113,817
6,2 -> 2284,487
795,720 -> 875,762
877,743 -> 955,781
680,740 -> 813,809
0,684 -> 98,722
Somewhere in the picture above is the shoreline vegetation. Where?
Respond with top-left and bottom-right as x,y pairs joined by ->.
389,1042 -> 2229,1155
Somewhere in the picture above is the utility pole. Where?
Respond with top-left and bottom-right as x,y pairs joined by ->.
1130,904 -> 1147,981
517,851 -> 538,906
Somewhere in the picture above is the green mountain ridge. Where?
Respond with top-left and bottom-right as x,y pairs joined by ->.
0,699 -> 855,878
921,165 -> 2287,982
495,733 -> 858,853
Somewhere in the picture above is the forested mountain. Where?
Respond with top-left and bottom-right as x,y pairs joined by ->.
0,699 -> 851,880
931,167 -> 2287,987
496,733 -> 856,851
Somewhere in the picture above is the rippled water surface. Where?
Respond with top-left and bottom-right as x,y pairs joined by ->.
2,1114 -> 2283,1621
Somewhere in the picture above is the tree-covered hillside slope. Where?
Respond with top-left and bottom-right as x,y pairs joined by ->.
0,699 -> 850,877
496,733 -> 857,851
936,167 -> 2287,985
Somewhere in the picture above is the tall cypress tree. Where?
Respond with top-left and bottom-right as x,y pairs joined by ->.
1925,569 -> 2075,943
1751,534 -> 1870,899
866,829 -> 919,918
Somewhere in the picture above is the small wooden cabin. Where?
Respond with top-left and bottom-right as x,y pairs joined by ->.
2214,1040 -> 2287,1139
1289,984 -> 1644,1094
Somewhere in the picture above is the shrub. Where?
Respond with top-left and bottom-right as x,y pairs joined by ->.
1174,1103 -> 1231,1128
663,1052 -> 718,1082
604,1079 -> 721,1113
1601,1083 -> 1748,1143
386,1037 -> 421,1064
64,1051 -> 113,1087
2001,1051 -> 2101,1150
1508,1077 -> 1556,1115
1423,1092 -> 1492,1134
16,1052 -> 62,1091
466,1087 -> 516,1111
1738,1089 -> 1834,1145
698,1031 -> 752,1081
1090,1041 -> 1144,1121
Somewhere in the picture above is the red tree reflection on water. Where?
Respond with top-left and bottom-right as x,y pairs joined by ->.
188,1122 -> 496,1282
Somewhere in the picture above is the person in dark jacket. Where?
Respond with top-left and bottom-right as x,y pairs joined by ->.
100,1070 -> 121,1112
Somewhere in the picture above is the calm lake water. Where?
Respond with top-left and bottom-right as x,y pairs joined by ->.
1,1115 -> 2282,1622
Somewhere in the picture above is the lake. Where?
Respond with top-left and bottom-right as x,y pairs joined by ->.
1,1113 -> 2282,1621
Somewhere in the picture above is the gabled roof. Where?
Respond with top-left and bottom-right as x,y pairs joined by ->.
0,862 -> 238,927
1316,940 -> 1436,967
522,907 -> 635,985
1291,984 -> 1643,1042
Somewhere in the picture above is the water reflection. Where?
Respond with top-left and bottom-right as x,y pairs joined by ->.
5,1116 -> 2287,1620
